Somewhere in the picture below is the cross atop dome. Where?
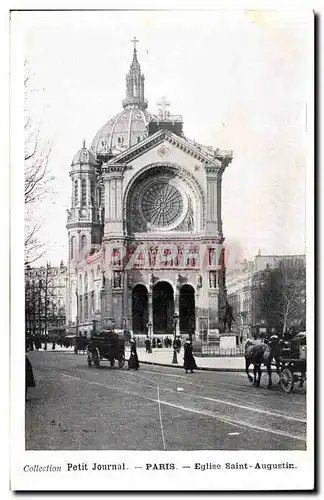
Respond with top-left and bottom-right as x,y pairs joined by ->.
131,36 -> 139,52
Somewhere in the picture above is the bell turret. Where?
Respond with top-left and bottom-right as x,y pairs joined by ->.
122,37 -> 148,110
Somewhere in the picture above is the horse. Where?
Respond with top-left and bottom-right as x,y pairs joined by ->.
244,337 -> 280,388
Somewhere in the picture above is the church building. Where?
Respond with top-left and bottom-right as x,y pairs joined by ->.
66,40 -> 233,339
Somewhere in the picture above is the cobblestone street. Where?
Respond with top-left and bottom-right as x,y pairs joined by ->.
26,351 -> 306,451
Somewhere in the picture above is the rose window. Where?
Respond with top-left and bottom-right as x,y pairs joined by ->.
141,181 -> 184,228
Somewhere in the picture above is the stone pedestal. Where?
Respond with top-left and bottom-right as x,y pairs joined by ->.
220,335 -> 236,350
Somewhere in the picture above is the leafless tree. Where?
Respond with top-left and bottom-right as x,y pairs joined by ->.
24,61 -> 54,265
255,258 -> 306,334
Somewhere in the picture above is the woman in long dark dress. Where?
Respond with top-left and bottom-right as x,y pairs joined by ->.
25,354 -> 36,400
128,340 -> 140,370
183,339 -> 197,373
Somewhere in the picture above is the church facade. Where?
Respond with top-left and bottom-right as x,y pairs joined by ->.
66,43 -> 233,339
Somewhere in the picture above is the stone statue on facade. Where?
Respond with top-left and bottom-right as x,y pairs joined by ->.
149,273 -> 154,289
127,273 -> 132,289
176,273 -> 182,289
197,274 -> 202,288
209,271 -> 217,289
101,270 -> 106,286
114,271 -> 122,288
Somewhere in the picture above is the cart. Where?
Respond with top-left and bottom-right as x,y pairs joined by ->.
87,331 -> 125,369
275,333 -> 306,393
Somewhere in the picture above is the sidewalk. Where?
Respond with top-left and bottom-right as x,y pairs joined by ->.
132,347 -> 246,372
32,345 -> 246,372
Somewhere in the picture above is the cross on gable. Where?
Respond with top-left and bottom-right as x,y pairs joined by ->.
131,36 -> 139,51
157,96 -> 171,118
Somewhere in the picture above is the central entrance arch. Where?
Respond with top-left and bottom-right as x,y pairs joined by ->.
153,281 -> 174,335
179,284 -> 195,337
132,284 -> 148,335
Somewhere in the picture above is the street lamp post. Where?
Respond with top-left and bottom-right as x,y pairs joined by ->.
172,312 -> 179,364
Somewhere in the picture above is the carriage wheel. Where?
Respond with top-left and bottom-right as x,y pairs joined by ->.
93,349 -> 100,368
280,368 -> 294,393
118,355 -> 125,369
87,354 -> 92,367
110,358 -> 115,368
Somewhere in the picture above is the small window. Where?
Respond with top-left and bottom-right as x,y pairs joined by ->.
81,180 -> 86,204
118,137 -> 121,144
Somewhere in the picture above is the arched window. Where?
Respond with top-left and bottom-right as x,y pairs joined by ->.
137,136 -> 141,143
84,272 -> 88,292
74,180 -> 78,204
81,179 -> 86,205
97,265 -> 101,278
91,269 -> 95,288
118,137 -> 121,144
90,181 -> 95,206
84,293 -> 88,320
70,236 -> 76,260
91,291 -> 95,315
81,235 -> 87,252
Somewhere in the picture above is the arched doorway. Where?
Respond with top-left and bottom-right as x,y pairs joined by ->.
153,281 -> 174,335
132,285 -> 148,335
179,285 -> 195,337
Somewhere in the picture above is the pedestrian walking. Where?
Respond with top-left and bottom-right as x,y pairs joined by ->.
183,339 -> 197,374
52,341 -> 56,350
145,337 -> 152,354
128,340 -> 140,370
25,355 -> 36,401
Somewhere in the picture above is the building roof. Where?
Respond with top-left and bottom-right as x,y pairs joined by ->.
71,140 -> 97,166
91,107 -> 155,156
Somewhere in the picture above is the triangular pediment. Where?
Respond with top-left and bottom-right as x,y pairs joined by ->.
106,129 -> 222,168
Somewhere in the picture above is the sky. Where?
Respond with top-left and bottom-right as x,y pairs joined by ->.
15,9 -> 312,266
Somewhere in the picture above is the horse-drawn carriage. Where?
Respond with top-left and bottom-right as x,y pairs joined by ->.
275,332 -> 307,393
87,331 -> 125,368
245,332 -> 306,393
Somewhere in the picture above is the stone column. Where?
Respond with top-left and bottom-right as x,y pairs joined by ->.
216,171 -> 223,237
100,286 -> 106,330
174,282 -> 180,337
148,292 -> 153,333
205,167 -> 218,235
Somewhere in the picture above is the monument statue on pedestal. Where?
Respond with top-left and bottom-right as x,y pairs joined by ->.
221,302 -> 235,332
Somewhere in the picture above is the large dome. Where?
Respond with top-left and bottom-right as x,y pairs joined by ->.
91,108 -> 154,156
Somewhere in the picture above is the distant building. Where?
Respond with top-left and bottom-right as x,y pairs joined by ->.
227,253 -> 306,340
25,261 -> 67,337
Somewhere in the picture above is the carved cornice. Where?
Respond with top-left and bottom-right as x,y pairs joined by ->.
66,222 -> 102,229
106,129 -> 222,168
102,164 -> 125,175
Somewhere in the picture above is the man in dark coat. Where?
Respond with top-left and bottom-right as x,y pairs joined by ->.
25,355 -> 36,400
128,340 -> 140,370
183,339 -> 197,373
145,337 -> 152,354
